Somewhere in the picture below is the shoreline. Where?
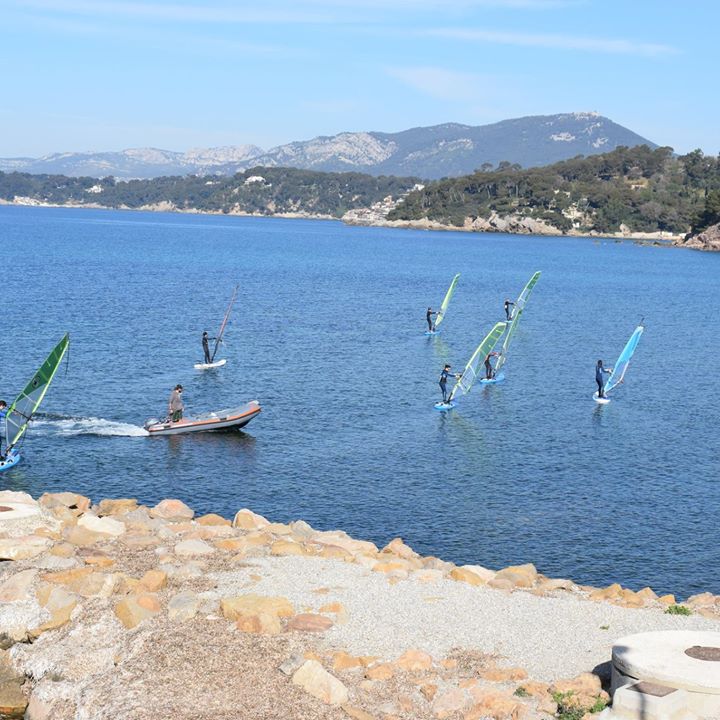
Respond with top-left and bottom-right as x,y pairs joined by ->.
1,490 -> 719,719
0,197 -> 688,246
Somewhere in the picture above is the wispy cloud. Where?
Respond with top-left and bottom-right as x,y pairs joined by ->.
424,28 -> 678,57
386,66 -> 491,102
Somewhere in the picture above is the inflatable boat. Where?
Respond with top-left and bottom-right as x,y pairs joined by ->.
144,400 -> 261,436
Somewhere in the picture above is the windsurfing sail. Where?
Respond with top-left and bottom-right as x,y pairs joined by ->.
210,285 -> 238,362
434,273 -> 460,329
4,333 -> 69,452
604,324 -> 644,394
449,322 -> 506,402
495,271 -> 541,374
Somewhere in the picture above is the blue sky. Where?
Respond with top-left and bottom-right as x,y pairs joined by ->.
1,0 -> 717,157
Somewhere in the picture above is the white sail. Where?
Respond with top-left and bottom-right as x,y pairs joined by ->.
449,322 -> 507,402
495,271 -> 541,374
433,273 -> 460,329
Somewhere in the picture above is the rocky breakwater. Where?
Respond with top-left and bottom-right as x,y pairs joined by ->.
677,222 -> 720,251
1,491 -> 719,720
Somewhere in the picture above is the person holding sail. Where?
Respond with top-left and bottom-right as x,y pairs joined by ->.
484,351 -> 499,380
426,307 -> 438,333
168,384 -> 184,422
201,331 -> 216,365
504,299 -> 515,321
595,360 -> 613,399
439,364 -> 457,404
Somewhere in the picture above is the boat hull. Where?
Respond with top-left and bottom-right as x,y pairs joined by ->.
145,401 -> 261,436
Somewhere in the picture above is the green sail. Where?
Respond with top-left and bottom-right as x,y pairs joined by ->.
449,322 -> 506,402
5,334 -> 69,450
433,273 -> 460,329
495,271 -> 541,374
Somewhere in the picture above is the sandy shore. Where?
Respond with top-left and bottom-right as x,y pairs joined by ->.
1,491 -> 719,719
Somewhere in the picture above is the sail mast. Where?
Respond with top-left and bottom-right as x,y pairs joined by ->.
211,285 -> 238,362
605,324 -> 644,395
5,334 -> 69,452
495,271 -> 541,374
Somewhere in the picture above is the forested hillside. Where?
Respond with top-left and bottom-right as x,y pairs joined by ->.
388,146 -> 720,235
0,167 -> 418,218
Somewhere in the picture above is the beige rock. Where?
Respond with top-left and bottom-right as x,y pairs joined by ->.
658,593 -> 676,605
372,559 -> 411,574
515,681 -> 549,699
41,566 -> 93,586
174,539 -> 214,556
487,577 -> 514,592
292,660 -> 349,705
114,593 -> 162,629
221,594 -> 294,621
81,553 -> 114,568
48,543 -> 75,558
381,537 -> 418,559
636,586 -> 658,600
589,583 -> 623,601
39,492 -> 91,512
432,688 -> 471,718
479,666 -> 528,682
196,513 -> 231,526
365,663 -> 394,681
150,498 -> 194,520
450,567 -> 487,586
265,521 -> 292,535
396,649 -> 433,672
213,538 -> 248,552
270,540 -> 306,556
333,651 -> 364,671
0,568 -> 37,602
538,578 -> 576,592
236,612 -> 282,634
342,705 -> 375,720
97,498 -> 138,515
687,591 -> 716,607
0,535 -> 50,560
32,585 -> 78,635
465,688 -> 522,719
64,526 -> 103,547
77,513 -> 126,536
139,569 -> 167,592
119,533 -> 161,548
286,613 -> 334,632
318,545 -> 353,561
494,563 -> 537,588
232,508 -> 270,530
166,590 -> 201,621
0,651 -> 27,719
421,683 -> 438,701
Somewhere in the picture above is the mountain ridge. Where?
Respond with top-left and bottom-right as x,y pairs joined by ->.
0,113 -> 656,181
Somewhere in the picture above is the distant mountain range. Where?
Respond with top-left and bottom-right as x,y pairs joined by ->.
0,113 -> 657,181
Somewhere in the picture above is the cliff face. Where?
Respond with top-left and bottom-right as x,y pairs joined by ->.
678,223 -> 720,251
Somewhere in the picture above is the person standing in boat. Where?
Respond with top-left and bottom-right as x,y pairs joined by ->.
426,307 -> 438,332
201,331 -> 215,364
168,384 -> 184,422
504,299 -> 515,321
595,360 -> 612,399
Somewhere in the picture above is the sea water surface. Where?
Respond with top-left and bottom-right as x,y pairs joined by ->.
1,205 -> 718,597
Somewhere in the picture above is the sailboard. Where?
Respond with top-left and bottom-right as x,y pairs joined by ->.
429,273 -> 460,333
0,333 -> 69,471
482,271 -> 541,383
194,285 -> 238,370
435,321 -> 506,411
593,323 -> 644,403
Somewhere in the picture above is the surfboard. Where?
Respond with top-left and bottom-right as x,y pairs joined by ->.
424,330 -> 439,336
593,393 -> 611,404
194,359 -> 228,370
434,401 -> 455,411
0,449 -> 21,473
479,372 -> 506,385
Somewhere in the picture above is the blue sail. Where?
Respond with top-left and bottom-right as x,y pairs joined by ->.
605,325 -> 644,394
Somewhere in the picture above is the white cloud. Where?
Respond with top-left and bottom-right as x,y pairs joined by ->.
425,28 -> 678,57
386,66 -> 489,101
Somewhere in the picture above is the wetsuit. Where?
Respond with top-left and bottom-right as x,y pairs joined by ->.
439,368 -> 452,403
484,355 -> 495,380
202,335 -> 212,364
504,301 -> 515,321
596,364 -> 610,398
426,310 -> 437,332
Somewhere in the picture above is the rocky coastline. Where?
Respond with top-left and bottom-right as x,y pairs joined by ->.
2,490 -> 719,720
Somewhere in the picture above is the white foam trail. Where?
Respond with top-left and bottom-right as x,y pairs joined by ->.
32,417 -> 149,437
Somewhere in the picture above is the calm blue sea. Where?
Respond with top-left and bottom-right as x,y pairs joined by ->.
1,205 -> 718,598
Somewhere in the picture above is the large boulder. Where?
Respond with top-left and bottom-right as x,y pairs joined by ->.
292,660 -> 348,705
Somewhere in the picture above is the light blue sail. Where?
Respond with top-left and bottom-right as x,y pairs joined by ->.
605,324 -> 644,394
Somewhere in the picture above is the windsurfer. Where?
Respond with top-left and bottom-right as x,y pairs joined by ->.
168,384 -> 184,422
596,360 -> 612,398
201,331 -> 214,364
426,307 -> 438,332
484,352 -> 498,380
439,364 -> 454,403
504,299 -> 515,321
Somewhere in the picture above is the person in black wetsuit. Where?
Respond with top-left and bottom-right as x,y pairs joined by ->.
201,331 -> 214,364
484,352 -> 498,380
596,360 -> 612,398
426,307 -> 438,332
504,299 -> 515,321
439,364 -> 454,403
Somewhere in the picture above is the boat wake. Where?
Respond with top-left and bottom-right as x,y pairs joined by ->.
32,415 -> 149,437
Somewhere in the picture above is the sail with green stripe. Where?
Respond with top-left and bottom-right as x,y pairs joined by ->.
495,271 -> 541,374
449,322 -> 506,402
433,273 -> 460,329
5,334 -> 69,451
